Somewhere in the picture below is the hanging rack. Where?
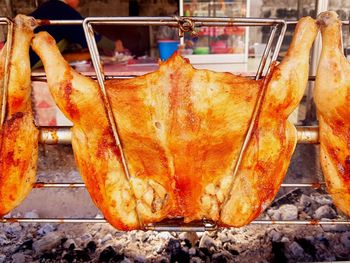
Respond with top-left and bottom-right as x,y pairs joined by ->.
0,16 -> 344,231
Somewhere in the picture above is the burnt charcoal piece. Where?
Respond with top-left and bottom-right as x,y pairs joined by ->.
85,240 -> 97,253
229,248 -> 239,256
295,238 -> 316,259
212,251 -> 234,263
166,239 -> 190,263
14,239 -> 33,252
166,239 -> 181,255
183,239 -> 192,248
73,249 -> 90,262
40,252 -> 57,262
99,246 -> 124,262
62,252 -> 74,263
271,242 -> 287,263
170,249 -> 190,263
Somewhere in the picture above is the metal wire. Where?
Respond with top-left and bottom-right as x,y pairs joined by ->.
32,182 -> 324,189
83,19 -> 143,228
0,17 -> 13,127
220,20 -> 287,214
30,73 -> 318,81
37,126 -> 319,145
0,218 -> 348,230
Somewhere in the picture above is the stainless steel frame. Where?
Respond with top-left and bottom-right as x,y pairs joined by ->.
0,16 -> 346,231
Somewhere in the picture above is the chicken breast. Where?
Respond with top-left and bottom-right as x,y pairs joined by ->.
0,15 -> 39,216
315,11 -> 350,216
32,16 -> 317,230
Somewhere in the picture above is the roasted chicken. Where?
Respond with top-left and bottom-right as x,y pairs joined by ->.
315,11 -> 350,217
32,16 -> 317,230
0,15 -> 39,216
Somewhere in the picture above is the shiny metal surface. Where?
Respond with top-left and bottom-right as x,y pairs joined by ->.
39,127 -> 71,145
32,182 -> 324,189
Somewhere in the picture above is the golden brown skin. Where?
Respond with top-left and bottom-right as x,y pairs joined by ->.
315,11 -> 350,216
0,15 -> 39,216
32,16 -> 317,230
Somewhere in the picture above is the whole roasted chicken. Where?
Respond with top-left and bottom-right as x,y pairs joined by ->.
0,15 -> 39,216
32,17 -> 317,230
315,11 -> 350,217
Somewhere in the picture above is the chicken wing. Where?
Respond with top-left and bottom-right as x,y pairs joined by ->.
32,16 -> 317,230
0,15 -> 39,216
315,11 -> 350,216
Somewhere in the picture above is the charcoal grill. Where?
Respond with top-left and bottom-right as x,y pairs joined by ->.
0,16 -> 344,231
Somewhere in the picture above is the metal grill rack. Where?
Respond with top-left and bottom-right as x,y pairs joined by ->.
0,16 -> 347,231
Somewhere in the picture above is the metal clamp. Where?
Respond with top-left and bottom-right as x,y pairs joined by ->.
174,16 -> 197,37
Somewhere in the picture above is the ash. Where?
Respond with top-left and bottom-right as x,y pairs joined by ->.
1,144 -> 350,263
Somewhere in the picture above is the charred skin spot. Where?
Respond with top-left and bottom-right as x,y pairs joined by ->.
6,112 -> 24,128
5,151 -> 19,167
96,127 -> 122,159
61,81 -> 80,120
344,155 -> 350,180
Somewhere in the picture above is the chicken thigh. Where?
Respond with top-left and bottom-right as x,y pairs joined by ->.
0,15 -> 39,216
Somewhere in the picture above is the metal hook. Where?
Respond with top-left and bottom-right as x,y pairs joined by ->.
174,16 -> 198,38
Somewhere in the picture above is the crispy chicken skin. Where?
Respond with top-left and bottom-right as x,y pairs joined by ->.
0,15 -> 39,216
32,16 -> 317,230
315,11 -> 350,216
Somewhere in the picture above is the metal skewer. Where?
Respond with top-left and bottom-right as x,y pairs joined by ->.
37,126 -> 319,145
220,20 -> 288,215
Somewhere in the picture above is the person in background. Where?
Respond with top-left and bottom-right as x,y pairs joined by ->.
29,0 -> 121,67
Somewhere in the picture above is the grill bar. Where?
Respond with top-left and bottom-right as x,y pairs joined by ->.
1,218 -> 348,230
29,73 -> 318,81
38,126 -> 319,144
32,182 -> 325,189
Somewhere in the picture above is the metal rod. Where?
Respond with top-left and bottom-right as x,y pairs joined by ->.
0,18 -> 13,127
83,16 -> 286,25
30,73 -> 318,81
36,19 -> 83,25
33,183 -> 85,188
83,19 -> 143,228
37,126 -> 319,144
31,73 -> 137,81
39,126 -> 71,145
33,17 -> 290,27
280,182 -> 324,188
32,182 -> 325,189
1,218 -> 349,228
250,220 -> 350,225
296,125 -> 319,144
255,25 -> 278,79
220,21 -> 287,213
4,17 -> 350,27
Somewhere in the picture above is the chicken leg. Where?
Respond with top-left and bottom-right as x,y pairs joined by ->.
32,16 -> 317,230
315,11 -> 350,216
0,15 -> 39,216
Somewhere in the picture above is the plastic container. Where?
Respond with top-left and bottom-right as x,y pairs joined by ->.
158,40 -> 179,60
193,47 -> 210,55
